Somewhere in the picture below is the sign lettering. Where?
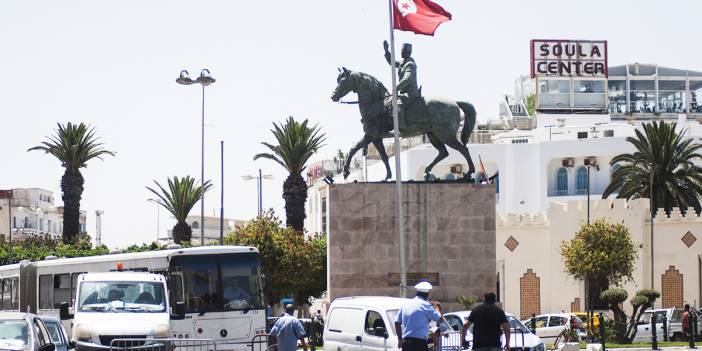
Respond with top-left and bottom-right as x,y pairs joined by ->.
531,39 -> 607,78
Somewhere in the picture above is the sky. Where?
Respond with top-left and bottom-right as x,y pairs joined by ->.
2,0 -> 702,248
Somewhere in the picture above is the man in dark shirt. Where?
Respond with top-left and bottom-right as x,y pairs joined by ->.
461,292 -> 510,351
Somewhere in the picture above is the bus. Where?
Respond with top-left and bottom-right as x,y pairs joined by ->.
0,246 -> 266,351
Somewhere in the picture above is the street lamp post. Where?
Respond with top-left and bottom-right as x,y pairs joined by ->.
242,170 -> 274,216
147,199 -> 160,242
176,69 -> 215,245
584,158 -> 599,225
650,163 -> 655,292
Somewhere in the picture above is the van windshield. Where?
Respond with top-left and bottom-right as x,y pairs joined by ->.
78,281 -> 166,312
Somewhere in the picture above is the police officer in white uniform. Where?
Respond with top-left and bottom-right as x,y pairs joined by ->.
394,282 -> 442,351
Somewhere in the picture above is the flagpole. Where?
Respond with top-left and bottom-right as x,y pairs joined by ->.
387,0 -> 407,298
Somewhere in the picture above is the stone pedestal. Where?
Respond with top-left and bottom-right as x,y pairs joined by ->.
328,182 -> 496,311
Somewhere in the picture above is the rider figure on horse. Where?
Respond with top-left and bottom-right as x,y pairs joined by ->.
384,40 -> 420,130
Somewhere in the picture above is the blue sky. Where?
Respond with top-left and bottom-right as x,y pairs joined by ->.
2,0 -> 701,247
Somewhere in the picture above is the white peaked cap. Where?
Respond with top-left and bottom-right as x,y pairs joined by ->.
415,281 -> 433,292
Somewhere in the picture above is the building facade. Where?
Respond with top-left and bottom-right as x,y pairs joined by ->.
0,188 -> 86,241
499,199 -> 702,318
165,215 -> 246,244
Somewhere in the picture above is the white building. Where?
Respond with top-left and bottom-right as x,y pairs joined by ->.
0,188 -> 87,241
165,215 -> 246,244
307,38 -> 702,314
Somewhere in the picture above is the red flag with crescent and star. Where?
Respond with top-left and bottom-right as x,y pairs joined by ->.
393,0 -> 452,36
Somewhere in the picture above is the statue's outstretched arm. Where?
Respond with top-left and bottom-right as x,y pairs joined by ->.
383,40 -> 399,68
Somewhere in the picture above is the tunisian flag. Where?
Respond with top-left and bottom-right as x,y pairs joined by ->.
393,0 -> 452,36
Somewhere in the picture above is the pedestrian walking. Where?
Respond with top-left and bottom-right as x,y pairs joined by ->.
683,304 -> 692,339
461,292 -> 510,351
270,304 -> 308,351
394,281 -> 443,351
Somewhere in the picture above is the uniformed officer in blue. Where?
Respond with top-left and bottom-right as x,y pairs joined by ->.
394,282 -> 442,351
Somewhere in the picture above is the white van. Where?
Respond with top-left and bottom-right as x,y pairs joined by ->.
59,272 -> 173,351
323,296 -> 410,351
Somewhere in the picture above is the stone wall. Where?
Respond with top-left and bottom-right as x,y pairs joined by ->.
328,182 -> 496,311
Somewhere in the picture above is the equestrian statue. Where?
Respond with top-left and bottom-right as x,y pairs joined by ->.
330,41 -> 477,181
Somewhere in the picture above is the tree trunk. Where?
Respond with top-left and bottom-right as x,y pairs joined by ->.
283,173 -> 308,232
172,221 -> 192,244
61,168 -> 84,244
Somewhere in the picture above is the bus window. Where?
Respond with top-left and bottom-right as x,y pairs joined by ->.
169,252 -> 264,313
39,275 -> 54,310
170,255 -> 219,313
71,273 -> 84,307
220,254 -> 263,311
54,274 -> 71,308
11,277 -> 18,310
2,278 -> 11,310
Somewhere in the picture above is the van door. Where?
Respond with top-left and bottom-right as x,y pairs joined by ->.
324,307 -> 364,351
361,309 -> 391,351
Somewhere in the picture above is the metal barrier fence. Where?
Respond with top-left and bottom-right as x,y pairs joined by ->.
109,338 -> 216,351
250,334 -> 273,351
434,331 -> 463,351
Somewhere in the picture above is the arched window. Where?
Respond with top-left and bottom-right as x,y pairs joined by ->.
192,221 -> 199,229
556,168 -> 568,195
576,166 -> 589,194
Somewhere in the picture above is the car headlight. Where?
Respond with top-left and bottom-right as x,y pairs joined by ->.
154,324 -> 171,338
531,342 -> 545,351
74,324 -> 92,341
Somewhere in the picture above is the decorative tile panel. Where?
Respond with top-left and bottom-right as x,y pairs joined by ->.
505,236 -> 520,252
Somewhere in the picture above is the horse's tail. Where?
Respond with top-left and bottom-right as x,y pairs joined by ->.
457,101 -> 477,145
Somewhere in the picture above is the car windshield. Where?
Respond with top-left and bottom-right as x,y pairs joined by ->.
507,316 -> 530,333
44,322 -> 64,345
78,281 -> 166,312
0,320 -> 28,347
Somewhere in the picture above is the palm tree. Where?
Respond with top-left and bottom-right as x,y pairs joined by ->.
603,121 -> 702,214
254,116 -> 325,231
28,122 -> 115,244
146,176 -> 212,244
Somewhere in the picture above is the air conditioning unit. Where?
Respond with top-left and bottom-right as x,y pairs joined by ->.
450,165 -> 463,174
562,158 -> 575,167
584,157 -> 598,167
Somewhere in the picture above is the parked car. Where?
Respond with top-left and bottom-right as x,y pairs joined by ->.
0,312 -> 56,351
323,296 -> 409,351
632,308 -> 702,342
441,310 -> 544,351
40,316 -> 72,351
572,312 -> 605,332
522,313 -> 587,342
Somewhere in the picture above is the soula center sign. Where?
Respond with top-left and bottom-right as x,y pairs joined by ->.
531,40 -> 607,78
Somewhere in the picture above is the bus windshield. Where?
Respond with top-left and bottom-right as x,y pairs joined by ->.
78,281 -> 166,312
169,252 -> 264,313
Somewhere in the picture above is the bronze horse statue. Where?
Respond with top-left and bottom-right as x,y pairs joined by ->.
330,67 -> 477,181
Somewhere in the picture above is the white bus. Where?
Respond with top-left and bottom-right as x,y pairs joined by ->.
0,246 -> 267,351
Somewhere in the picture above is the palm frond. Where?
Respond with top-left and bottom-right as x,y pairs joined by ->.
605,121 -> 702,213
146,176 -> 212,224
254,116 -> 326,175
28,122 -> 116,170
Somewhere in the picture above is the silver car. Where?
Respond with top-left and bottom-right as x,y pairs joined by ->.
0,312 -> 55,351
